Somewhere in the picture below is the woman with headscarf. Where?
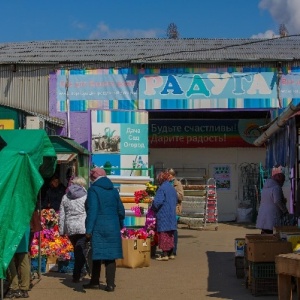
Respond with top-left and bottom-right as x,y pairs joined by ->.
256,173 -> 288,234
151,171 -> 177,261
83,167 -> 125,292
167,168 -> 184,257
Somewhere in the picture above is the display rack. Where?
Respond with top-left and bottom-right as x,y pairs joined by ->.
204,178 -> 218,230
106,168 -> 154,228
178,167 -> 207,229
179,185 -> 206,229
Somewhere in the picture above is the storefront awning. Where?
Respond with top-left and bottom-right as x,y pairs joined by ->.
49,136 -> 90,155
56,153 -> 77,163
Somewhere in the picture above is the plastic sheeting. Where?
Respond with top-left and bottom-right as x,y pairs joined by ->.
266,118 -> 296,169
0,130 -> 57,279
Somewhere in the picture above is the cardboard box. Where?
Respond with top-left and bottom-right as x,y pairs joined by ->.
46,263 -> 58,272
46,255 -> 58,272
47,255 -> 58,264
245,234 -> 279,244
285,234 -> 300,250
247,241 -> 292,262
118,238 -> 150,268
273,226 -> 300,235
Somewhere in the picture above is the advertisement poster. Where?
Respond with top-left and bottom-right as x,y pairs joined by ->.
212,164 -> 231,190
149,119 -> 266,148
90,110 -> 149,176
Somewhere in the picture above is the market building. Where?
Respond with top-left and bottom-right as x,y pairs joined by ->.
0,37 -> 300,222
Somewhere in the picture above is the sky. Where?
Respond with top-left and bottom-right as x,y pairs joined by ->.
0,0 -> 299,43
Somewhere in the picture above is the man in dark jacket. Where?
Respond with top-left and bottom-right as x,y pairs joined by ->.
83,168 -> 125,292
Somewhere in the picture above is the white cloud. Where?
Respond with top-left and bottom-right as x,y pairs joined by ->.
89,21 -> 162,39
72,21 -> 87,30
259,0 -> 300,35
251,30 -> 278,39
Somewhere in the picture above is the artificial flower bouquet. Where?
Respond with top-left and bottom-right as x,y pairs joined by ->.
121,206 -> 157,246
30,209 -> 74,261
145,182 -> 157,197
130,205 -> 145,217
131,182 -> 158,217
41,208 -> 58,229
133,189 -> 149,204
133,181 -> 157,204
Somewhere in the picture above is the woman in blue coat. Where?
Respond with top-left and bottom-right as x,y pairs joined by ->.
151,171 -> 177,261
83,168 -> 125,292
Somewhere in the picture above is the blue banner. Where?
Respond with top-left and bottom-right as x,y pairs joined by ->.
57,73 -> 138,101
139,72 -> 276,99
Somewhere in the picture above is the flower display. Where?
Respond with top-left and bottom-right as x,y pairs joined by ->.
134,181 -> 157,204
134,189 -> 149,204
145,182 -> 157,197
30,209 -> 73,260
121,207 -> 158,246
120,227 -> 149,240
130,205 -> 145,217
123,182 -> 158,246
41,208 -> 58,229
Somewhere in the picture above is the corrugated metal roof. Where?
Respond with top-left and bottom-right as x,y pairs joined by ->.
0,103 -> 65,126
49,135 -> 90,154
0,37 -> 300,64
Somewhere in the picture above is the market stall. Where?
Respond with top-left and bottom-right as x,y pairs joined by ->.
0,130 -> 57,299
48,135 -> 90,186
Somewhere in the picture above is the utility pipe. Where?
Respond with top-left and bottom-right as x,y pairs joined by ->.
254,101 -> 300,146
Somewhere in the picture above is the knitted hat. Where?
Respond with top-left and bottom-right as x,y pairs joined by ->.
157,171 -> 172,185
90,167 -> 106,181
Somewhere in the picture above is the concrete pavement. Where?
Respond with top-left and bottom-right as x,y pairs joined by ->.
15,223 -> 288,299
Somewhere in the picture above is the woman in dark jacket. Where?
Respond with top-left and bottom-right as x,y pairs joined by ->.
83,167 -> 125,292
152,171 -> 177,261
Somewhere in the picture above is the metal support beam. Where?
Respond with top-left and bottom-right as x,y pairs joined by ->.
254,101 -> 300,147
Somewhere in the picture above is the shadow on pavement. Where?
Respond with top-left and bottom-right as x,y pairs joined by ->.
206,251 -> 255,299
42,272 -> 88,294
205,251 -> 279,300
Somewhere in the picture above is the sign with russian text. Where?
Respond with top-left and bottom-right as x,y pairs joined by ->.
90,110 -> 149,176
280,74 -> 300,98
149,119 -> 266,148
139,72 -> 276,99
57,70 -> 138,101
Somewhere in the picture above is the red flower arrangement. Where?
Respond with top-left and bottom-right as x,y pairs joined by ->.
133,182 -> 157,204
134,189 -> 149,204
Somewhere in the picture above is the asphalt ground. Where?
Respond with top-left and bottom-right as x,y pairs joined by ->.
3,222 -> 297,300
